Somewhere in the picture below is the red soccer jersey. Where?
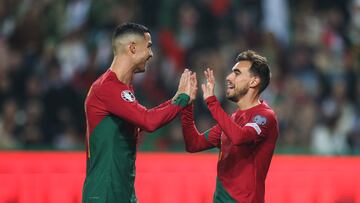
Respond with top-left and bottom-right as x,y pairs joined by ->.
181,96 -> 279,203
82,69 -> 189,203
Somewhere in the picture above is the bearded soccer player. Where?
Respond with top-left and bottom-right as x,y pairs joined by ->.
181,50 -> 279,203
82,23 -> 195,203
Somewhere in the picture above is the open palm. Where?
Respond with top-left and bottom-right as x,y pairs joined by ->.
201,68 -> 215,100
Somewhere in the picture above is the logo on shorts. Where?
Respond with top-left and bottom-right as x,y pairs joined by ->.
253,115 -> 267,126
121,90 -> 135,102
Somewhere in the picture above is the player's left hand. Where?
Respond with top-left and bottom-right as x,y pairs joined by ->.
189,72 -> 197,103
201,68 -> 215,100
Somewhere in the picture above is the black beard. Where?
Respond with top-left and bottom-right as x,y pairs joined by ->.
226,87 -> 248,102
226,94 -> 240,102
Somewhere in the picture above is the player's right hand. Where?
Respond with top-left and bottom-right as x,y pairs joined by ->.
189,72 -> 197,103
173,69 -> 191,102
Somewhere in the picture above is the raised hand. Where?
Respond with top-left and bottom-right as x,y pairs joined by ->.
189,72 -> 197,103
173,69 -> 191,102
201,68 -> 215,100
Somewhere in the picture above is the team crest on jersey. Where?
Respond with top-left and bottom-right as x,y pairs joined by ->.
121,90 -> 135,102
253,115 -> 267,126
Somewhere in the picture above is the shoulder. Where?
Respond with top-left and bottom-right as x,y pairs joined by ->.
250,105 -> 277,127
93,73 -> 130,94
259,102 -> 277,118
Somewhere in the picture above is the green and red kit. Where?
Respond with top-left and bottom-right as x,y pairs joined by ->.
82,69 -> 189,203
181,96 -> 279,203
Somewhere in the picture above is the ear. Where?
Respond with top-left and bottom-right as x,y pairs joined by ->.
129,42 -> 136,54
250,76 -> 260,88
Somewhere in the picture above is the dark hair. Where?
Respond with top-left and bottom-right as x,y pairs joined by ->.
236,50 -> 270,94
113,23 -> 149,38
112,23 -> 150,52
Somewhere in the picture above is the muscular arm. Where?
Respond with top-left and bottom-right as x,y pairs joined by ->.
98,81 -> 189,132
181,104 -> 221,152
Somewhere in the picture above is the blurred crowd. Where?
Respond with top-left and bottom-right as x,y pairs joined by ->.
0,0 -> 359,155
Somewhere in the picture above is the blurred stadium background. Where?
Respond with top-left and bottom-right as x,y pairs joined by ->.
1,0 -> 360,202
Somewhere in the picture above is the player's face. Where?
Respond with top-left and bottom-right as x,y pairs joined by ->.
134,32 -> 153,73
225,61 -> 254,102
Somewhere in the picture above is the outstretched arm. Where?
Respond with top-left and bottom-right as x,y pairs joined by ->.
205,96 -> 271,145
98,69 -> 194,132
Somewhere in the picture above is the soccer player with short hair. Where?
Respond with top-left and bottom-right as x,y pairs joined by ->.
82,23 -> 195,203
181,50 -> 279,203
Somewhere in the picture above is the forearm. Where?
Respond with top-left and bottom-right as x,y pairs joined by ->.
140,93 -> 190,132
152,100 -> 172,110
181,105 -> 214,152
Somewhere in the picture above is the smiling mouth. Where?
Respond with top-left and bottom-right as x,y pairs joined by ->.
227,82 -> 235,90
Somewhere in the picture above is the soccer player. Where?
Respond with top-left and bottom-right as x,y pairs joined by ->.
82,23 -> 195,203
181,50 -> 279,203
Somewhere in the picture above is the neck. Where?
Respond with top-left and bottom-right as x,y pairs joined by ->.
109,55 -> 135,85
236,91 -> 260,110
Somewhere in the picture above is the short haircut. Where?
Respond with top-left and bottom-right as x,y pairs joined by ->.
112,23 -> 150,54
236,50 -> 270,94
